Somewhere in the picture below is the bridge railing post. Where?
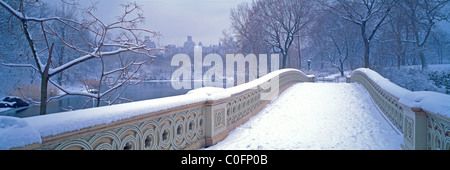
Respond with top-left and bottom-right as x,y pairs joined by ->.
203,99 -> 229,147
401,106 -> 428,150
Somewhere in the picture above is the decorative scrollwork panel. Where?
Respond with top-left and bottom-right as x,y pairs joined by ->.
427,116 -> 450,150
351,73 -> 404,133
39,106 -> 205,150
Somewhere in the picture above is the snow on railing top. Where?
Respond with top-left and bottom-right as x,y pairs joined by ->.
351,68 -> 450,118
0,69 -> 308,150
24,93 -> 207,138
186,69 -> 312,100
352,68 -> 411,98
399,91 -> 450,119
0,116 -> 41,150
226,68 -> 311,95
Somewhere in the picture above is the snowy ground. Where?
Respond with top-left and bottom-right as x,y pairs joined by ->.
204,83 -> 403,150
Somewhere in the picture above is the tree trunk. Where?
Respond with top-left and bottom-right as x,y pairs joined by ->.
96,97 -> 101,107
363,40 -> 370,68
419,46 -> 428,70
396,34 -> 403,68
361,21 -> 370,68
40,76 -> 48,115
321,55 -> 324,69
298,52 -> 302,69
297,37 -> 302,69
57,29 -> 66,86
39,43 -> 54,115
282,52 -> 288,69
401,52 -> 406,66
438,45 -> 443,64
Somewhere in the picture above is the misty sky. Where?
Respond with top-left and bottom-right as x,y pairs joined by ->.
41,0 -> 450,48
59,0 -> 250,47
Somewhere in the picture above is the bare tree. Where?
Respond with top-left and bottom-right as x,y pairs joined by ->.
398,0 -> 449,69
387,9 -> 409,68
430,28 -> 450,65
229,0 -> 313,69
312,10 -> 359,76
53,1 -> 77,86
324,0 -> 397,69
0,0 -> 162,115
230,2 -> 269,55
256,0 -> 313,69
219,30 -> 239,55
326,21 -> 358,77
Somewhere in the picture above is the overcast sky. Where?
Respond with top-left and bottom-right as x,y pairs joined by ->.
41,0 -> 450,48
57,0 -> 250,47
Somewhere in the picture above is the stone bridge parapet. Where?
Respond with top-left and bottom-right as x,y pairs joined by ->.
350,68 -> 450,150
11,69 -> 314,150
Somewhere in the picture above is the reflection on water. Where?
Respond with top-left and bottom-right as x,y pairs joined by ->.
1,82 -> 190,118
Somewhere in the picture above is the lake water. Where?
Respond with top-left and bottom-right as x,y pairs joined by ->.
0,82 -> 190,118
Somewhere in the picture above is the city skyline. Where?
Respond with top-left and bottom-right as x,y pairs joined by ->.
72,0 -> 250,47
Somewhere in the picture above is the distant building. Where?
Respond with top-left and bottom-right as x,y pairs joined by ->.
160,35 -> 224,58
164,44 -> 179,57
144,36 -> 156,48
183,36 -> 196,54
143,36 -> 160,56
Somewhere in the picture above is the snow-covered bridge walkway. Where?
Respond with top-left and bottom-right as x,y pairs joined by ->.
4,69 -> 447,150
205,83 -> 404,150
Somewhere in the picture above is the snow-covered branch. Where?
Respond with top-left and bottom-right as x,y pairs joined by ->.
0,61 -> 39,72
48,45 -> 148,77
0,0 -> 63,23
49,79 -> 97,99
0,0 -> 162,114
97,62 -> 144,105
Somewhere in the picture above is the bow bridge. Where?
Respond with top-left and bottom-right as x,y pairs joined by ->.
6,68 -> 450,150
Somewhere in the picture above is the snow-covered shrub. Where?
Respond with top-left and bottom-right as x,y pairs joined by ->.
375,65 -> 449,94
428,70 -> 449,94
